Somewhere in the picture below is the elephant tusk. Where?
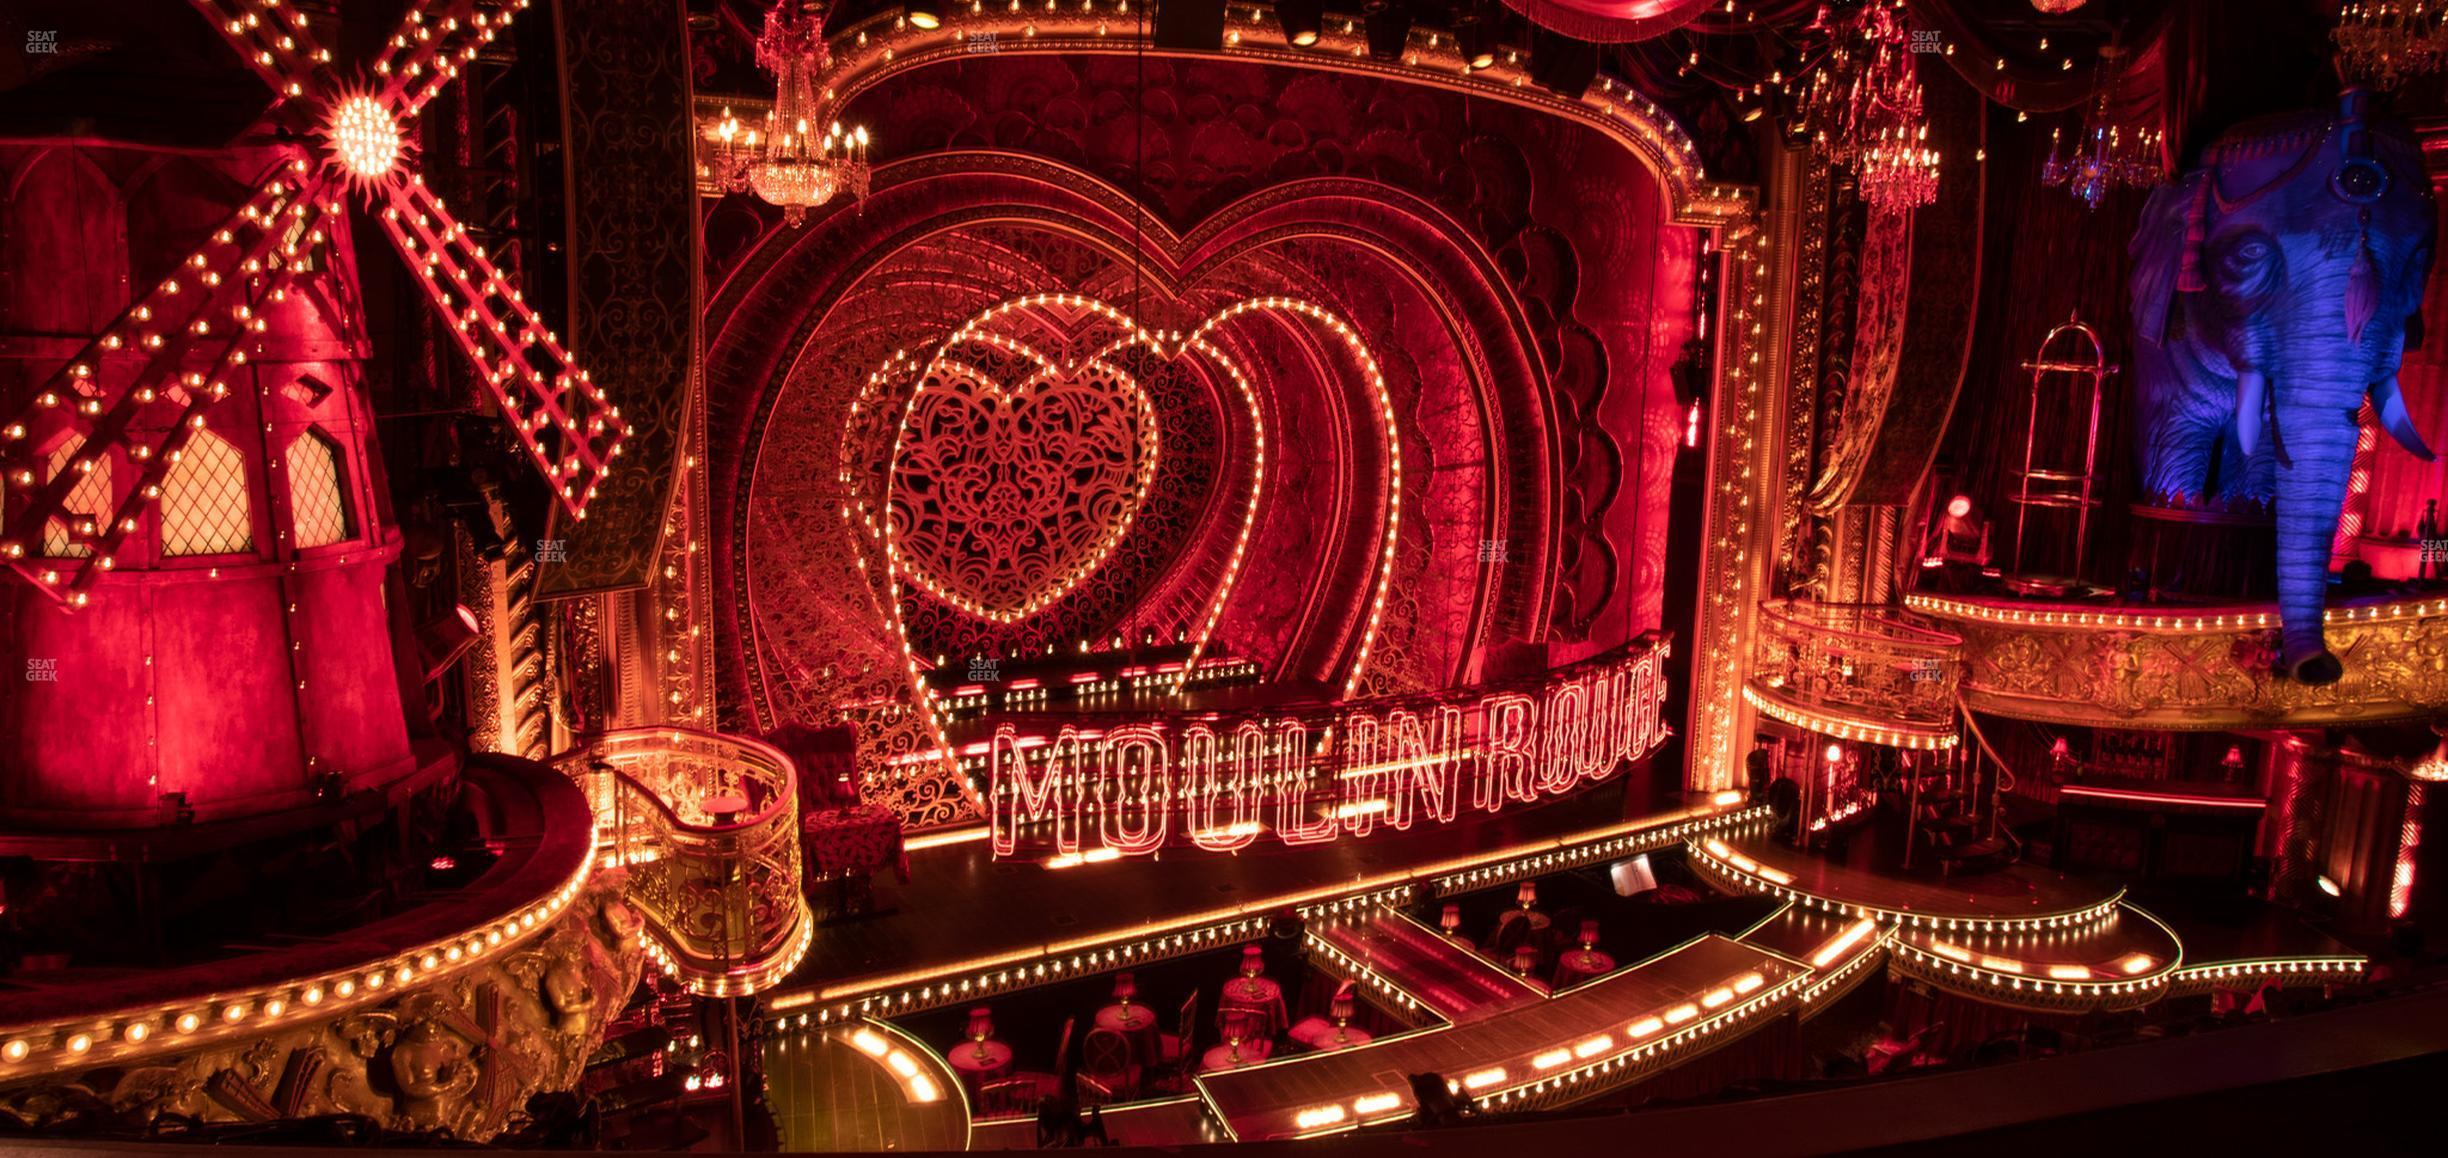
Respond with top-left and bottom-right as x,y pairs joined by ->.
2235,369 -> 2270,457
2371,374 -> 2437,461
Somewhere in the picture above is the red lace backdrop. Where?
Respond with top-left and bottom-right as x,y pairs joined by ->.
702,55 -> 1696,749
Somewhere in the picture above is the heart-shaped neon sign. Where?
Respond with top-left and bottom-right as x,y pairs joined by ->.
889,354 -> 1160,623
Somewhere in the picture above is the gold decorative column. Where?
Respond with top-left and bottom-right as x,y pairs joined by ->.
1687,148 -> 1805,791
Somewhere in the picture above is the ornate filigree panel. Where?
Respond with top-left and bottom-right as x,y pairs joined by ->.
1912,593 -> 2448,729
890,354 -> 1161,624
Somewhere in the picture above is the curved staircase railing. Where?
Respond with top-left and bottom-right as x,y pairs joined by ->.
1743,599 -> 1964,749
553,727 -> 815,997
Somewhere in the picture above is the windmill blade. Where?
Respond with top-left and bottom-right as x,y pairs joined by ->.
188,0 -> 333,101
376,176 -> 628,520
4,162 -> 328,583
374,0 -> 536,120
5,195 -> 331,603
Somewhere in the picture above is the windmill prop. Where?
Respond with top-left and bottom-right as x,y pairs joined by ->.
1,0 -> 628,606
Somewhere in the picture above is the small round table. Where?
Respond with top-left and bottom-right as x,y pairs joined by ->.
1217,976 -> 1287,1039
1094,1003 -> 1163,1065
947,1039 -> 1013,1097
1552,948 -> 1618,988
1200,1043 -> 1264,1073
1288,1017 -> 1374,1051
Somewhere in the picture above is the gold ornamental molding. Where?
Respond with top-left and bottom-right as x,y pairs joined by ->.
1907,592 -> 2448,730
695,5 -> 1754,229
1742,599 -> 1962,750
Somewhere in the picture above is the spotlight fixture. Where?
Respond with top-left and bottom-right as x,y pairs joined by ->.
1453,1 -> 1495,70
904,0 -> 942,29
1276,0 -> 1323,46
1529,26 -> 1599,99
1363,0 -> 1412,61
1153,0 -> 1227,49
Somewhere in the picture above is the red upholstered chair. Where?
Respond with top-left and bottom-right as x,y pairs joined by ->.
1077,1026 -> 1142,1104
1154,991 -> 1200,1090
977,1076 -> 1040,1118
1216,1006 -> 1274,1063
1005,1016 -> 1076,1101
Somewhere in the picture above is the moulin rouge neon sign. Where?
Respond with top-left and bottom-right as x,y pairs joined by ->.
990,636 -> 1672,858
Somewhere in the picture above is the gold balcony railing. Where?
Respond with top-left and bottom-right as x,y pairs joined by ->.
1744,600 -> 1963,750
555,728 -> 814,997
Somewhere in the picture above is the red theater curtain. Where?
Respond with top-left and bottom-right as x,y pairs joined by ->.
1497,0 -> 1717,44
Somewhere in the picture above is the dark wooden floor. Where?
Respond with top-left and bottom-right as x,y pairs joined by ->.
1720,826 -> 2121,921
784,782 -> 1658,998
1193,934 -> 1795,1141
967,1096 -> 1216,1149
763,1028 -> 970,1152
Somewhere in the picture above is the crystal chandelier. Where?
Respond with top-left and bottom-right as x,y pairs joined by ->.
2335,1 -> 2448,89
2041,53 -> 2165,209
710,2 -> 871,225
1797,0 -> 1939,211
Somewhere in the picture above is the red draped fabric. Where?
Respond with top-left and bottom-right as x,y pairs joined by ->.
1497,0 -> 1718,44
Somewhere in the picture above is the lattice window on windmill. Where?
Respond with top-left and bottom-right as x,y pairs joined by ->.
160,427 -> 254,557
286,429 -> 354,550
35,435 -> 113,558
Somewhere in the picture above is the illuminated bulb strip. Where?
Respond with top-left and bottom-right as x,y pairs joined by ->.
1189,298 -> 1397,699
769,812 -> 1759,1021
1740,684 -> 1960,751
1689,836 -> 2121,934
1906,592 -> 2448,633
758,9 -> 1736,226
380,181 -> 628,518
1453,970 -> 1805,1110
189,0 -> 330,95
1808,919 -> 1880,969
4,174 -> 305,539
376,0 -> 533,117
0,833 -> 591,1069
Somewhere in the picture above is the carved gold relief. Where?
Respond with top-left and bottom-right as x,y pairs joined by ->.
1911,593 -> 2448,728
0,885 -> 645,1142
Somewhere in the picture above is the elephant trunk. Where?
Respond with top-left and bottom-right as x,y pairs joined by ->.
2271,395 -> 2362,684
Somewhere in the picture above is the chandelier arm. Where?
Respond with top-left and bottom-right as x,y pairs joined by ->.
377,178 -> 628,519
377,0 -> 537,121
186,0 -> 334,101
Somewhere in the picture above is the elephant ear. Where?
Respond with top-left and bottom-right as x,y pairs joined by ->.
2129,172 -> 2204,349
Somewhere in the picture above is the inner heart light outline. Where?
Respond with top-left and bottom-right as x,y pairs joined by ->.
852,292 -> 1396,802
888,343 -> 1161,624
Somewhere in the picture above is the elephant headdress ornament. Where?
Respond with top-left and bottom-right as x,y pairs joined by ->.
2130,88 -> 2438,684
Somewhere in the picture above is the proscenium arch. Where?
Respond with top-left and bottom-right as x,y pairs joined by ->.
764,6 -> 1751,229
707,156 -> 1579,727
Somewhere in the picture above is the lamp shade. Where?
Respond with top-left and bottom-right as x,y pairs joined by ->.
1440,902 -> 1462,932
1241,944 -> 1265,977
966,1006 -> 994,1043
1511,944 -> 1540,975
1112,971 -> 1137,1003
1329,981 -> 1357,1024
1517,880 -> 1539,908
1579,919 -> 1601,949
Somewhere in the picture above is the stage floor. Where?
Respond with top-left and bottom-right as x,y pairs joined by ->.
783,781 -> 1658,1003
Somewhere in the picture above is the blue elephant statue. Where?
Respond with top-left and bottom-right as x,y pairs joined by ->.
2130,88 -> 2437,684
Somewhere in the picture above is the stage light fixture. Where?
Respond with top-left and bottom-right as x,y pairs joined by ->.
1363,0 -> 1412,61
1529,26 -> 1599,99
1275,0 -> 1324,46
1154,0 -> 1227,49
904,0 -> 942,29
1453,1 -> 1495,69
416,604 -> 484,684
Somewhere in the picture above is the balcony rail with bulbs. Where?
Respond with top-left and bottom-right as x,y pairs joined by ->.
554,727 -> 815,997
1743,600 -> 1963,750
